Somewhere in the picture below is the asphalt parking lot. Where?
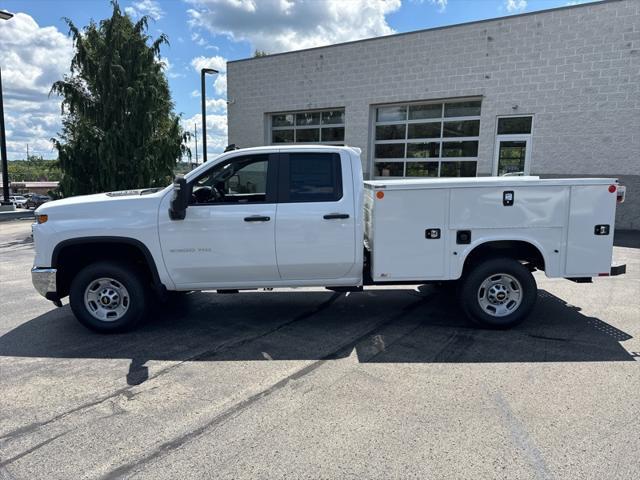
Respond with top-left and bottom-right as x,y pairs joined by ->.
1,219 -> 639,480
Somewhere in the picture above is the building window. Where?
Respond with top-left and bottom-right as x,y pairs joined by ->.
494,115 -> 533,176
270,109 -> 345,145
373,99 -> 481,177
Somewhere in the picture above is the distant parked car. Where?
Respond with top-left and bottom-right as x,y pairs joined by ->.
9,195 -> 28,208
25,194 -> 51,209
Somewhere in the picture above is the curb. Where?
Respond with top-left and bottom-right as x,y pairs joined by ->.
0,211 -> 35,223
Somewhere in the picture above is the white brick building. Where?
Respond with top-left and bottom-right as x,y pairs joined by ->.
227,0 -> 640,229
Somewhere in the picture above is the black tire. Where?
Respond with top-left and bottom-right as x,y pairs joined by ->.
459,257 -> 537,329
69,261 -> 148,333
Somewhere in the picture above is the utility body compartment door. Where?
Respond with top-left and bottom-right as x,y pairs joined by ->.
369,187 -> 448,281
275,152 -> 356,280
449,185 -> 568,229
565,184 -> 616,276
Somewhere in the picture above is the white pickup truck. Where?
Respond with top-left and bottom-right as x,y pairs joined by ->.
31,145 -> 626,333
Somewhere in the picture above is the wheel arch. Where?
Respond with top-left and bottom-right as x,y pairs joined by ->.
458,238 -> 548,278
52,236 -> 165,298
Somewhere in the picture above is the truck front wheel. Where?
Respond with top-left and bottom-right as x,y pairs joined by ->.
69,262 -> 147,333
459,258 -> 537,329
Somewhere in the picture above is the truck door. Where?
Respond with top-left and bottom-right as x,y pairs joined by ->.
158,153 -> 280,287
275,152 -> 356,280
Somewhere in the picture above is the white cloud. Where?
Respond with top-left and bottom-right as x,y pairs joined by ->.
505,0 -> 527,13
191,56 -> 228,96
0,13 -> 74,159
191,31 -> 208,47
124,0 -> 164,20
186,0 -> 401,53
206,98 -> 227,113
180,113 -> 228,160
160,57 -> 185,79
213,74 -> 227,96
191,55 -> 227,73
428,0 -> 447,12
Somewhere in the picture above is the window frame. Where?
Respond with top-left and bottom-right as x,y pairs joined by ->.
372,98 -> 481,178
492,114 -> 534,176
277,152 -> 343,203
187,153 -> 279,206
269,108 -> 346,146
496,115 -> 533,136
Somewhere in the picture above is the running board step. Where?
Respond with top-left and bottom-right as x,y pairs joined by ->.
326,286 -> 363,293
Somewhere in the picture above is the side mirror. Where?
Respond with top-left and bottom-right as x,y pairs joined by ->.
168,176 -> 190,220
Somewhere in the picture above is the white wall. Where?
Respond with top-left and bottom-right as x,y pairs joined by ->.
227,0 -> 640,229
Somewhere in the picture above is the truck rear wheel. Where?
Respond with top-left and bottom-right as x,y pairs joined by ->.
69,262 -> 147,333
459,257 -> 537,329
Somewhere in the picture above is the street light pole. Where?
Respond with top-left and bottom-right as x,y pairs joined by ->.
0,10 -> 14,205
200,67 -> 218,163
194,122 -> 198,169
0,68 -> 10,205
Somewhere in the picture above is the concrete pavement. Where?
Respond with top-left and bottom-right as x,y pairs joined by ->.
0,220 -> 639,479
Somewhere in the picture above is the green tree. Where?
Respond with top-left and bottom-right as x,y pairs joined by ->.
8,156 -> 62,182
253,49 -> 269,57
51,1 -> 189,196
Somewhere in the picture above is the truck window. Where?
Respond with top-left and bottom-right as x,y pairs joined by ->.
283,153 -> 342,203
190,154 -> 272,205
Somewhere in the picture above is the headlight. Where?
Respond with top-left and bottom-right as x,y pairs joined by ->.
35,214 -> 48,224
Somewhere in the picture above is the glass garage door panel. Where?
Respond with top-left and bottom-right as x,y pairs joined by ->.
497,141 -> 527,176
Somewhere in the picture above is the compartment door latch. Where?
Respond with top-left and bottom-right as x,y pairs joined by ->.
425,228 -> 441,239
503,190 -> 515,206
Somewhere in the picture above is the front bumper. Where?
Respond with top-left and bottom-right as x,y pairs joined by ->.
31,267 -> 57,298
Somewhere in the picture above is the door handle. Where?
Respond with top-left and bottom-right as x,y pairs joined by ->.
244,215 -> 271,222
323,213 -> 350,220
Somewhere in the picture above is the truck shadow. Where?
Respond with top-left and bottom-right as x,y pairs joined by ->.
0,288 -> 635,376
614,230 -> 640,249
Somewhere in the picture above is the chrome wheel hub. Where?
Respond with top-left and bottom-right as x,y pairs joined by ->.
477,273 -> 522,317
84,277 -> 130,322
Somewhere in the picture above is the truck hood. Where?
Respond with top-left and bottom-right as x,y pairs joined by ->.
35,187 -> 171,216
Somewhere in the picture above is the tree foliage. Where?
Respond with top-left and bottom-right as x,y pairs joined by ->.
8,156 -> 62,182
51,1 -> 189,196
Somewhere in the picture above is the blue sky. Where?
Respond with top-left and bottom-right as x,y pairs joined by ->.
0,0 -> 596,160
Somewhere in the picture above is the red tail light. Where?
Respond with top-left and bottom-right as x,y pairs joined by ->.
616,185 -> 626,204
608,185 -> 616,193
